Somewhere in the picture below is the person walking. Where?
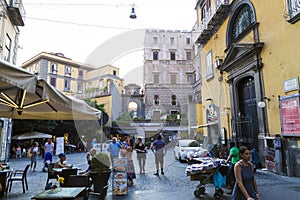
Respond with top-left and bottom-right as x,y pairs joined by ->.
30,142 -> 40,172
44,138 -> 54,156
135,137 -> 147,174
226,141 -> 240,193
125,138 -> 136,186
151,134 -> 166,176
232,146 -> 260,200
107,137 -> 121,167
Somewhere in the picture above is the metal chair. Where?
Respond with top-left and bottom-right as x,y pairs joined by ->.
6,164 -> 30,194
45,163 -> 57,189
62,175 -> 90,200
89,171 -> 111,200
61,168 -> 78,186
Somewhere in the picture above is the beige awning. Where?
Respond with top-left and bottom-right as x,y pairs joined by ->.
12,131 -> 52,140
0,60 -> 101,120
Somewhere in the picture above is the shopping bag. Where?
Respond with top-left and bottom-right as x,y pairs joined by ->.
213,171 -> 226,189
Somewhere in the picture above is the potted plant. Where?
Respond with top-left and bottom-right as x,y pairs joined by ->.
90,152 -> 110,173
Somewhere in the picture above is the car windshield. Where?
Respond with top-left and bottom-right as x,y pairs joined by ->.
180,140 -> 200,147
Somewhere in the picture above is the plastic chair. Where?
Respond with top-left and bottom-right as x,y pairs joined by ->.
6,164 -> 30,194
45,163 -> 57,189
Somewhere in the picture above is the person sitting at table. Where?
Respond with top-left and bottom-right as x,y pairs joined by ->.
54,153 -> 67,168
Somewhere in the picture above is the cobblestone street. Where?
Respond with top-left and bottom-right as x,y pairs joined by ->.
2,147 -> 300,200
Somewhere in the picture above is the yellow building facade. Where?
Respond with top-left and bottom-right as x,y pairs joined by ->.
22,52 -> 124,125
195,0 -> 300,174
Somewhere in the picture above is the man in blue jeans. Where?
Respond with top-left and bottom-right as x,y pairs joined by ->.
107,137 -> 121,167
151,135 -> 166,175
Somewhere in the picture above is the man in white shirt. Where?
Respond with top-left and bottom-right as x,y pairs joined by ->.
44,138 -> 54,155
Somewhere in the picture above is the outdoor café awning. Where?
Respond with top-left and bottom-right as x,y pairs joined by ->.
0,60 -> 101,120
116,129 -> 137,135
12,131 -> 52,140
190,122 -> 218,129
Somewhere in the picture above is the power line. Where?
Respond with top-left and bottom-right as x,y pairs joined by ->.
26,17 -> 134,30
24,3 -> 131,7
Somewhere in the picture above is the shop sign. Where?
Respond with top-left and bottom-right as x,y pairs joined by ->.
283,76 -> 299,92
279,94 -> 300,136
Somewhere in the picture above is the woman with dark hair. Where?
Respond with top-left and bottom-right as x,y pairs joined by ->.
135,137 -> 147,174
30,142 -> 40,172
124,138 -> 136,186
232,146 -> 260,200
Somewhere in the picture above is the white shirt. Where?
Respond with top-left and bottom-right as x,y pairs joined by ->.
44,142 -> 54,153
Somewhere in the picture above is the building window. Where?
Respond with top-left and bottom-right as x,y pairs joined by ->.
171,74 -> 177,84
186,52 -> 192,60
153,51 -> 159,60
170,37 -> 174,45
189,95 -> 193,102
64,79 -> 70,92
29,66 -> 33,73
4,34 -> 11,62
154,74 -> 159,84
187,74 -> 195,84
51,63 -> 58,74
154,95 -> 160,105
113,70 -> 117,76
153,37 -> 158,44
34,63 -> 39,73
186,37 -> 191,44
77,82 -> 83,93
205,50 -> 213,80
287,0 -> 300,23
99,80 -> 104,90
50,77 -> 56,87
232,5 -> 255,40
78,70 -> 83,79
65,66 -> 71,77
170,52 -> 176,60
201,0 -> 211,20
171,95 -> 177,105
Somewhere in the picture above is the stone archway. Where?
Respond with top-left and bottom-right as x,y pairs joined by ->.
122,84 -> 145,119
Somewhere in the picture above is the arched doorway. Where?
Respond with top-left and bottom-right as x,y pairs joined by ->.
128,102 -> 138,118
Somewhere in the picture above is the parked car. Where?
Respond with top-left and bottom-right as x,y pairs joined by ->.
174,139 -> 203,162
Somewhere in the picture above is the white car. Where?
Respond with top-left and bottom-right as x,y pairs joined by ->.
174,139 -> 203,162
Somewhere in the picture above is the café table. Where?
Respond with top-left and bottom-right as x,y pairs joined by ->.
52,167 -> 81,173
31,187 -> 86,200
0,168 -> 13,197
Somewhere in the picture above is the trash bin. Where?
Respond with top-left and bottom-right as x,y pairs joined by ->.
286,147 -> 300,177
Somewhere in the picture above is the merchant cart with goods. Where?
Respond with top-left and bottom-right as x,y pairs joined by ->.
186,156 -> 228,199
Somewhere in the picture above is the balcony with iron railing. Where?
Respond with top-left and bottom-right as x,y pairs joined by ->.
195,0 -> 230,45
74,87 -> 110,99
6,0 -> 25,26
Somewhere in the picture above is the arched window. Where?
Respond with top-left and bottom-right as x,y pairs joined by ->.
232,5 -> 255,40
226,2 -> 257,46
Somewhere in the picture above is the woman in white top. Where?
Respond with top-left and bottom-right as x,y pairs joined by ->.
125,138 -> 136,186
30,142 -> 40,172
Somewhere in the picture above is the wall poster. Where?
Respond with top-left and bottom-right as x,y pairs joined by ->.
279,93 -> 300,137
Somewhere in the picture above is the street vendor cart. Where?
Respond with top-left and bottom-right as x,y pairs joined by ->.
186,157 -> 228,199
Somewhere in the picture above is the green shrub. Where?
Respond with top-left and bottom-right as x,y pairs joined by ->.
91,152 -> 110,173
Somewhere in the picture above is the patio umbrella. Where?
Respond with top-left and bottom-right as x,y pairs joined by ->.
0,60 -> 101,120
12,131 -> 52,140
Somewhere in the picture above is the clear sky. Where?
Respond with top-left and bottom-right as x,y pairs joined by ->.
18,0 -> 197,85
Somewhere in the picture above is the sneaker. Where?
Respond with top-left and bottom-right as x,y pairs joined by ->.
161,171 -> 164,175
33,169 -> 36,172
153,172 -> 159,176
